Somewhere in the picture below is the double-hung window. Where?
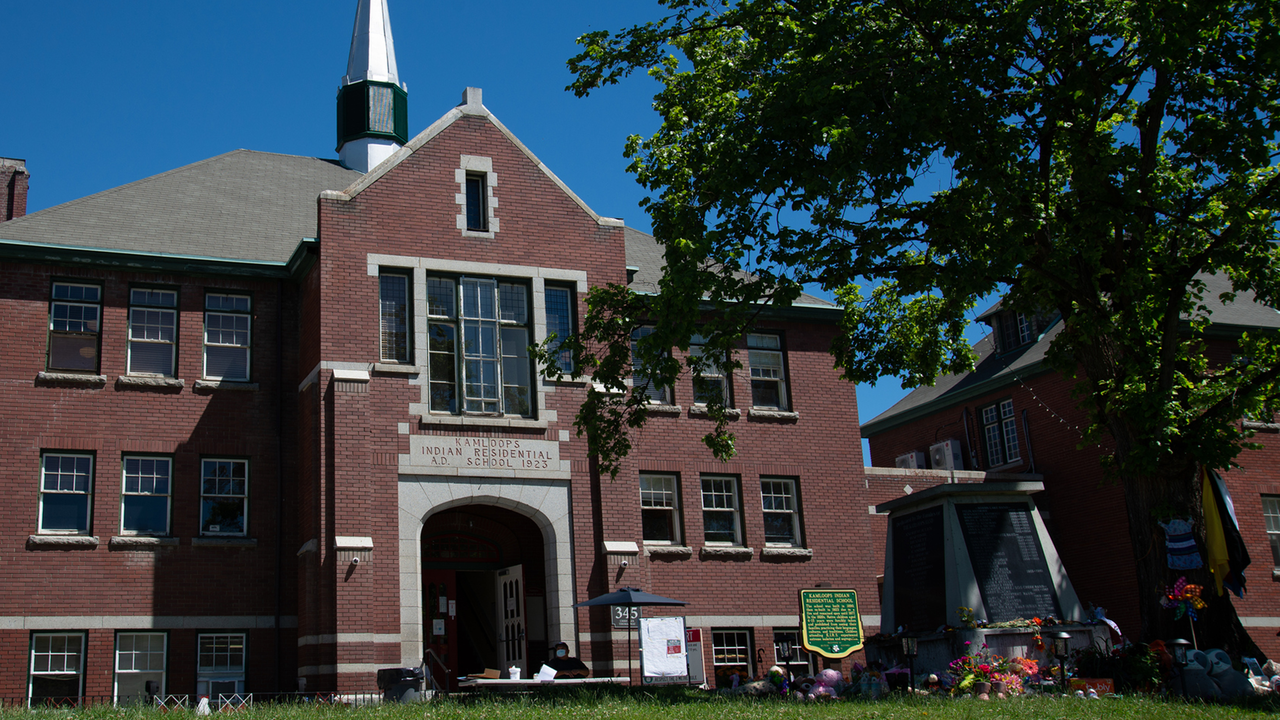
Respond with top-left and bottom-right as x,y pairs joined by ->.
981,399 -> 1020,467
689,334 -> 727,405
701,476 -> 742,545
640,474 -> 680,544
201,459 -> 247,536
39,453 -> 93,535
204,294 -> 251,380
711,629 -> 752,688
114,632 -> 166,703
544,285 -> 575,374
424,277 -> 533,416
380,273 -> 411,363
1263,496 -> 1280,567
747,333 -> 787,409
772,629 -> 817,678
128,288 -> 178,376
196,634 -> 245,697
29,633 -> 85,706
760,478 -> 801,547
48,282 -> 102,372
121,457 -> 171,536
631,326 -> 671,404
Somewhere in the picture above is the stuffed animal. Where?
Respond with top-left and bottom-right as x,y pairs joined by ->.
1182,650 -> 1223,700
766,665 -> 790,696
807,668 -> 843,700
1206,649 -> 1255,698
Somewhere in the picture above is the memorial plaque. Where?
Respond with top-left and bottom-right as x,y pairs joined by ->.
798,589 -> 864,658
891,505 -> 946,632
956,503 -> 1061,622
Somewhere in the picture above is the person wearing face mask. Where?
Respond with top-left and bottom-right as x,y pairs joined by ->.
545,641 -> 589,678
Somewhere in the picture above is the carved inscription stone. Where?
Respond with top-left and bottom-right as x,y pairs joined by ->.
956,503 -> 1061,623
403,436 -> 569,479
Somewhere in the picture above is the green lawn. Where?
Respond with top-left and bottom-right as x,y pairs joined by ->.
6,689 -> 1278,720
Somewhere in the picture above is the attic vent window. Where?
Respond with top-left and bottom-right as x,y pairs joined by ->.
456,155 -> 498,237
369,86 -> 395,133
466,174 -> 487,230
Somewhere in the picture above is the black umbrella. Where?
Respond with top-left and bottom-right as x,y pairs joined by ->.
573,587 -> 688,682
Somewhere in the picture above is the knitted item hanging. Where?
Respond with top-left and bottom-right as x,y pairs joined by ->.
1159,518 -> 1203,569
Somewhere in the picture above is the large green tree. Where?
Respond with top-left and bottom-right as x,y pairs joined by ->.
553,0 -> 1280,650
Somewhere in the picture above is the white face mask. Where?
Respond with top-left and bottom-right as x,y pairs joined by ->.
556,649 -> 567,658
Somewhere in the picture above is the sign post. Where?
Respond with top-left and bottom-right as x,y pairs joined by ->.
798,588 -> 865,658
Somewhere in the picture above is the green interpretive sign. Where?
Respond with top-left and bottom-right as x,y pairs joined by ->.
798,588 -> 865,658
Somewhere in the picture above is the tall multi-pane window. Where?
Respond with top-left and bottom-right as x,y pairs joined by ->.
201,459 -> 248,536
631,326 -> 670,403
747,333 -> 787,409
204,294 -> 251,380
421,277 -> 532,417
121,457 -> 171,536
114,633 -> 166,703
701,476 -> 741,545
640,474 -> 680,544
39,453 -> 93,535
379,273 -> 410,363
1263,496 -> 1280,567
711,629 -> 752,688
196,634 -> 245,698
48,282 -> 102,372
689,334 -> 727,405
761,478 -> 801,547
128,288 -> 178,376
981,399 -> 1020,467
29,633 -> 85,706
545,285 -> 575,374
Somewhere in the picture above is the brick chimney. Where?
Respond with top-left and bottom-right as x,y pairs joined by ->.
1,158 -> 29,222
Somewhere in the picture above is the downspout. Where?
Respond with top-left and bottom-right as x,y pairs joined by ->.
961,408 -> 975,473
275,279 -> 286,689
1020,409 -> 1036,474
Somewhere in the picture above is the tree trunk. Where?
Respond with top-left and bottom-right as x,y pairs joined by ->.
1121,463 -> 1263,657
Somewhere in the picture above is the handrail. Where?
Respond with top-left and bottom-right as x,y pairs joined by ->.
423,648 -> 450,696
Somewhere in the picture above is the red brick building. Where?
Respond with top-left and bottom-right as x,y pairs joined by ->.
0,1 -> 899,702
861,293 -> 1280,661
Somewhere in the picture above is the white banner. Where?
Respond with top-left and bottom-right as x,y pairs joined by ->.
640,617 -> 687,678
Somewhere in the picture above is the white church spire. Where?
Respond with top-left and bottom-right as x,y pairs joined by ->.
337,0 -> 408,173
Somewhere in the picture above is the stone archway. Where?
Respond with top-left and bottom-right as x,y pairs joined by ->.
396,475 -> 574,669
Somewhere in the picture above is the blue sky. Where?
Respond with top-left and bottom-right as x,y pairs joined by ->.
6,0 -> 986,463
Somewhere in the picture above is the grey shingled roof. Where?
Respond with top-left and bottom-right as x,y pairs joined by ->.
863,272 -> 1280,434
0,150 -> 361,264
623,226 -> 834,307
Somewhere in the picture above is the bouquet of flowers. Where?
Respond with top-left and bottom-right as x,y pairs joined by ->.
948,642 -> 1008,693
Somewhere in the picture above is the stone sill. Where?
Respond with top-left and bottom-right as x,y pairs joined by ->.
415,412 -> 548,430
36,372 -> 107,387
194,380 -> 259,392
688,406 -> 742,419
117,375 -> 185,390
699,546 -> 754,561
644,404 -> 683,417
761,547 -> 813,561
28,535 -> 99,549
110,536 -> 179,549
191,537 -> 257,548
747,408 -> 799,422
1244,421 -> 1280,433
373,363 -> 420,375
644,545 -> 693,559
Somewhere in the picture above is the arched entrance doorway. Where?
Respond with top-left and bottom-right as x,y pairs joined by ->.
421,505 -> 547,687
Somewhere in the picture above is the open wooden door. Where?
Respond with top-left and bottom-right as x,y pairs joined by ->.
422,569 -> 457,691
495,565 -> 526,676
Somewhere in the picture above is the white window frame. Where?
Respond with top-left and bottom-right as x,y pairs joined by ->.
120,456 -> 172,536
760,477 -> 801,547
689,334 -> 728,406
204,293 -> 251,381
200,459 -> 248,537
196,633 -> 245,698
29,632 -> 85,706
379,272 -> 411,363
701,476 -> 742,546
1263,495 -> 1280,568
772,629 -> 817,677
981,398 -> 1021,467
128,288 -> 178,377
39,453 -> 93,535
640,474 -> 681,545
710,629 -> 752,688
631,326 -> 671,404
48,281 -> 102,373
114,632 -> 166,704
746,333 -> 787,410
